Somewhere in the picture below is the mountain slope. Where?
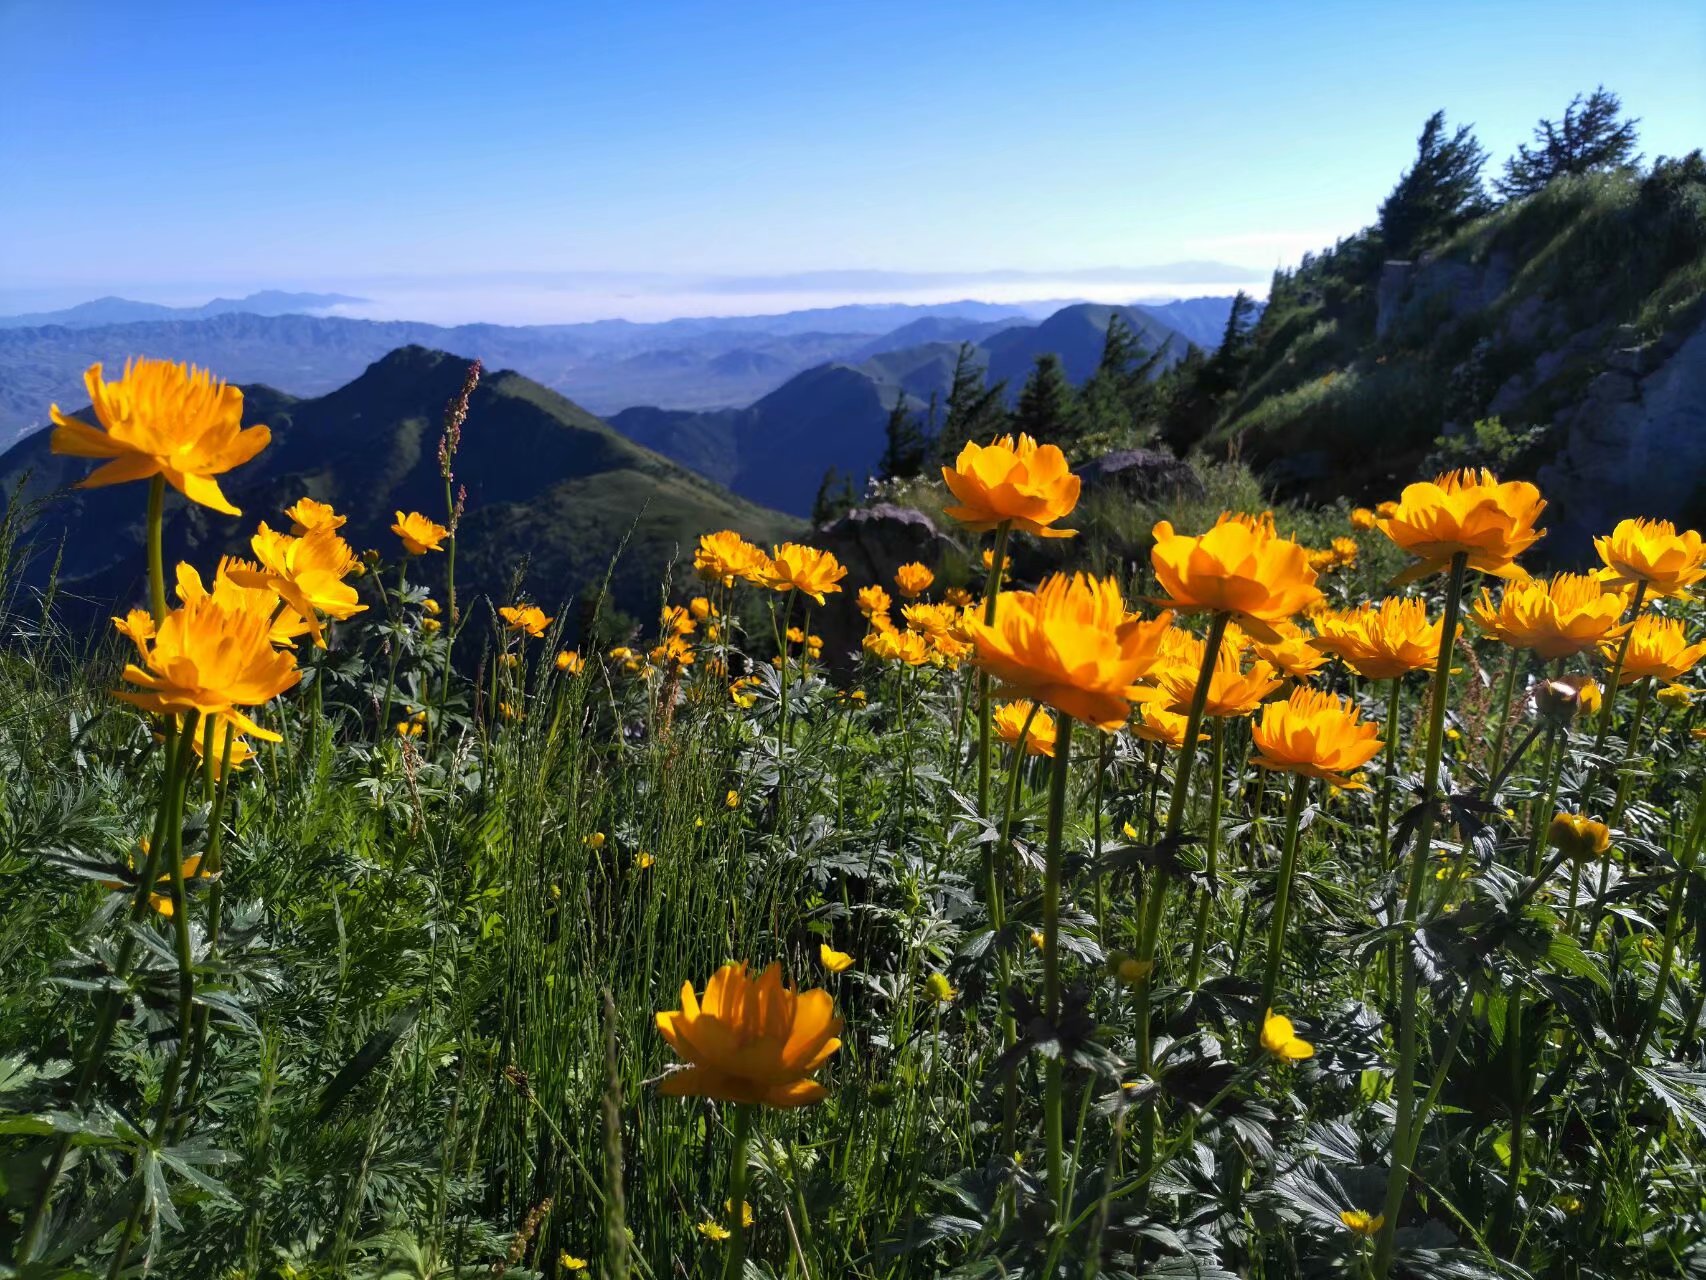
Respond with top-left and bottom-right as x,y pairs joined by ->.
0,290 -> 365,329
980,303 -> 1189,393
0,347 -> 795,619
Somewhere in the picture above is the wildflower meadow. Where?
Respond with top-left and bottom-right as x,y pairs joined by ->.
8,355 -> 1706,1280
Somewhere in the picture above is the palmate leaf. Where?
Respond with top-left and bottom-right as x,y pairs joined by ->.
1635,1065 -> 1706,1140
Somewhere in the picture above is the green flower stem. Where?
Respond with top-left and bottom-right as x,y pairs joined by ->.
722,1104 -> 752,1280
146,474 -> 167,624
1185,719 -> 1227,988
977,520 -> 1013,914
379,560 -> 407,734
1587,581 -> 1649,805
1486,655 -> 1523,782
1378,677 -> 1404,995
1374,550 -> 1468,1277
174,725 -> 238,1138
1133,610 -> 1230,1192
1042,714 -> 1074,1217
1632,768 -> 1706,1063
436,475 -> 458,734
1257,771 -> 1311,1023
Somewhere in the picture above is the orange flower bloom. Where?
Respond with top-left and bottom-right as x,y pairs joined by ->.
1311,597 -> 1441,680
1149,512 -> 1323,641
894,562 -> 935,598
391,510 -> 449,556
693,530 -> 767,587
175,558 -> 310,648
1250,625 -> 1330,681
114,585 -> 300,742
499,604 -> 554,638
963,573 -> 1172,730
1594,517 -> 1706,598
1349,507 -> 1378,531
762,544 -> 847,604
1471,572 -> 1626,659
1375,468 -> 1545,583
941,433 -> 1080,538
1155,630 -> 1283,718
49,358 -> 270,515
1130,704 -> 1204,749
556,650 -> 586,674
992,700 -> 1058,757
856,585 -> 892,619
100,838 -> 211,918
1605,614 -> 1706,685
863,624 -> 930,666
228,523 -> 366,647
1250,687 -> 1383,788
655,962 -> 842,1108
1547,812 -> 1612,861
286,497 -> 346,534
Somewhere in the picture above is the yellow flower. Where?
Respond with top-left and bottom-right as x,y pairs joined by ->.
925,972 -> 957,1005
941,433 -> 1080,537
556,650 -> 586,674
1112,955 -> 1153,984
1471,572 -> 1626,659
944,586 -> 973,608
421,617 -> 441,633
228,523 -> 366,648
656,962 -> 842,1108
1658,682 -> 1694,709
499,604 -> 554,638
856,585 -> 892,618
902,601 -> 960,638
49,358 -> 270,515
498,700 -> 522,721
1312,597 -> 1441,679
1594,517 -> 1706,598
99,838 -> 210,918
1130,704 -> 1202,749
1155,630 -> 1283,719
1149,512 -> 1323,641
725,1199 -> 756,1228
286,496 -> 346,534
1250,625 -> 1330,681
662,604 -> 698,637
1548,813 -> 1612,861
697,1220 -> 731,1242
175,558 -> 310,648
819,944 -> 854,973
387,510 -> 447,557
1260,1009 -> 1314,1060
559,1253 -> 589,1272
991,700 -> 1058,757
730,676 -> 762,708
396,719 -> 423,738
183,714 -> 256,779
1606,614 -> 1706,685
1250,688 -> 1383,789
1349,507 -> 1377,531
726,789 -> 741,809
894,562 -> 935,598
964,573 -> 1172,730
650,636 -> 695,668
982,548 -> 996,569
635,851 -> 656,870
786,625 -> 806,644
422,597 -> 441,616
1340,1209 -> 1384,1238
1376,468 -> 1546,583
763,543 -> 847,604
114,586 -> 300,742
694,530 -> 767,587
690,596 -> 717,621
864,626 -> 930,666
584,832 -> 606,849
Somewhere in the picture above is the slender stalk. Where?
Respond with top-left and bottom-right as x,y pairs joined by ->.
1042,715 -> 1074,1217
1374,551 -> 1469,1276
1133,611 -> 1230,1190
1486,655 -> 1523,781
1379,678 -> 1404,994
379,561 -> 407,733
1586,581 -> 1648,806
146,474 -> 167,624
1186,720 -> 1227,988
977,521 -> 1013,907
1632,768 -> 1706,1062
722,1105 -> 752,1280
1257,772 -> 1311,1020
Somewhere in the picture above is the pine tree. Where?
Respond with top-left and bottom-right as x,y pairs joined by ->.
1077,313 -> 1167,455
1378,111 -> 1491,257
1497,87 -> 1641,199
935,343 -> 1008,463
878,389 -> 927,481
1013,353 -> 1083,451
811,466 -> 842,526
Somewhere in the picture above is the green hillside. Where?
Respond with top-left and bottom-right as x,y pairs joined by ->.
0,346 -> 797,622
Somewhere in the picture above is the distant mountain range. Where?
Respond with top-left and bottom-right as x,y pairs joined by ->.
0,290 -> 366,329
0,347 -> 794,623
0,296 -> 1245,447
613,303 -> 1201,515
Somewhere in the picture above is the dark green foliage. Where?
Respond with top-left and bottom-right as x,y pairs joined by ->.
1379,111 -> 1491,257
1012,354 -> 1083,452
934,343 -> 1009,464
879,389 -> 929,482
1497,86 -> 1642,200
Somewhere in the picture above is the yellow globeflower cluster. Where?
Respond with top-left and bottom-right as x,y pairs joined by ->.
498,604 -> 554,638
992,700 -> 1058,757
894,562 -> 935,598
964,573 -> 1172,730
232,522 -> 367,648
1376,467 -> 1546,582
391,510 -> 449,556
1608,614 -> 1706,685
1311,597 -> 1441,679
1150,512 -> 1323,640
1153,628 -> 1283,719
941,433 -> 1080,538
1250,687 -> 1383,788
693,530 -> 768,587
1595,517 -> 1706,598
1471,572 -> 1626,659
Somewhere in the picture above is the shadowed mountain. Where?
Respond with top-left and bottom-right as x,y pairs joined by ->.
0,347 -> 795,621
0,290 -> 367,329
979,303 -> 1190,393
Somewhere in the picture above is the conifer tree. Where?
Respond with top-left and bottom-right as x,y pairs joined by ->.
1013,353 -> 1083,451
878,389 -> 927,481
1497,87 -> 1641,199
1379,110 -> 1490,256
935,343 -> 1008,463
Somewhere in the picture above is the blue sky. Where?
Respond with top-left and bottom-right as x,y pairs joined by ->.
2,0 -> 1701,321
